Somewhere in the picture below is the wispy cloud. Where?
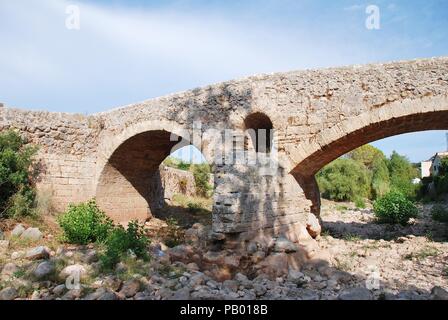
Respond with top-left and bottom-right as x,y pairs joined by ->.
343,4 -> 364,11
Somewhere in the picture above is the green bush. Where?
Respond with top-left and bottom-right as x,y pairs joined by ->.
100,220 -> 150,270
373,192 -> 418,225
192,164 -> 212,198
187,202 -> 202,213
162,218 -> 185,248
58,199 -> 114,244
354,197 -> 366,209
0,130 -> 38,218
431,205 -> 448,223
317,158 -> 371,202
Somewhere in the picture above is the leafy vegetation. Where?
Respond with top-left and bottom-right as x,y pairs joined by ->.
354,197 -> 366,209
0,130 -> 38,218
163,157 -> 213,198
163,157 -> 191,171
420,158 -> 448,200
431,204 -> 448,223
317,145 -> 419,203
317,158 -> 370,201
192,163 -> 212,198
161,218 -> 185,248
403,246 -> 440,261
58,199 -> 114,244
100,220 -> 150,271
373,191 -> 418,225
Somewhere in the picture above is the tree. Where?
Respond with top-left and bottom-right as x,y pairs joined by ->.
317,158 -> 371,202
347,145 -> 386,169
371,157 -> 390,199
0,130 -> 38,218
388,151 -> 418,198
192,163 -> 212,198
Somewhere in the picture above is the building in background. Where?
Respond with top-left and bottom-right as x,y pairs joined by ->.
421,160 -> 432,178
420,132 -> 448,178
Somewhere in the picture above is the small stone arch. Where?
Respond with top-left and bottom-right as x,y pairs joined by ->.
243,112 -> 274,154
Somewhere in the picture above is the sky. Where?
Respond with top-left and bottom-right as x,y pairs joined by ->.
1,0 -> 447,163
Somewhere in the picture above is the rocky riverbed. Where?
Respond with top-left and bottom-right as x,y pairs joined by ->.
0,201 -> 447,300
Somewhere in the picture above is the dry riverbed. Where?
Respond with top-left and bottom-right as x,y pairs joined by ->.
0,200 -> 447,300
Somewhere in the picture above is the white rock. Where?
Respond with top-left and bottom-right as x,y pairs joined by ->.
11,224 -> 25,237
25,246 -> 50,260
59,264 -> 87,279
11,251 -> 25,260
20,227 -> 43,241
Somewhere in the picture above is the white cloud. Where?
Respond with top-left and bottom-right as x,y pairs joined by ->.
0,0 -> 395,112
343,4 -> 365,11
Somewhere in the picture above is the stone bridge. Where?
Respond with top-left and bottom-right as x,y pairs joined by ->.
1,57 -> 448,247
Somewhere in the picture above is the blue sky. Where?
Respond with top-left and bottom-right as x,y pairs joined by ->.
1,0 -> 447,162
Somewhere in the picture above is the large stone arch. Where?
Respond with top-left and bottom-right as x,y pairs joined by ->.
288,95 -> 448,217
94,120 -> 213,222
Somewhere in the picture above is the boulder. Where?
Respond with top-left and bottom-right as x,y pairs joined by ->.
203,251 -> 226,264
11,251 -> 25,260
172,287 -> 191,300
33,261 -> 56,280
61,289 -> 83,300
256,253 -> 289,278
97,291 -> 118,300
59,264 -> 88,279
222,280 -> 239,292
431,286 -> 448,300
338,287 -> 373,300
0,287 -> 18,300
25,246 -> 50,260
20,227 -> 43,241
0,240 -> 9,254
273,237 -> 298,253
52,284 -> 66,296
306,213 -> 322,238
168,245 -> 194,263
11,224 -> 25,237
119,279 -> 142,298
1,263 -> 18,278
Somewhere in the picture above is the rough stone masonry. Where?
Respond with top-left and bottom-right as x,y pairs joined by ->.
1,57 -> 448,248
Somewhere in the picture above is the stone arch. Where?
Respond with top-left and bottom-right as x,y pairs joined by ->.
94,120 -> 214,223
243,112 -> 274,154
288,95 -> 448,216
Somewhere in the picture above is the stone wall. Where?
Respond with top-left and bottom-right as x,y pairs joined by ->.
1,57 -> 448,247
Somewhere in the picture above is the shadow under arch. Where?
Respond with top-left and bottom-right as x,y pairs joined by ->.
290,107 -> 448,218
94,120 -> 215,223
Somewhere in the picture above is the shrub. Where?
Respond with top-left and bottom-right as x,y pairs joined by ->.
431,205 -> 448,223
100,220 -> 150,270
192,164 -> 212,198
187,202 -> 202,213
178,178 -> 188,194
161,218 -> 185,248
0,130 -> 38,218
354,197 -> 366,209
373,192 -> 418,225
58,199 -> 114,244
